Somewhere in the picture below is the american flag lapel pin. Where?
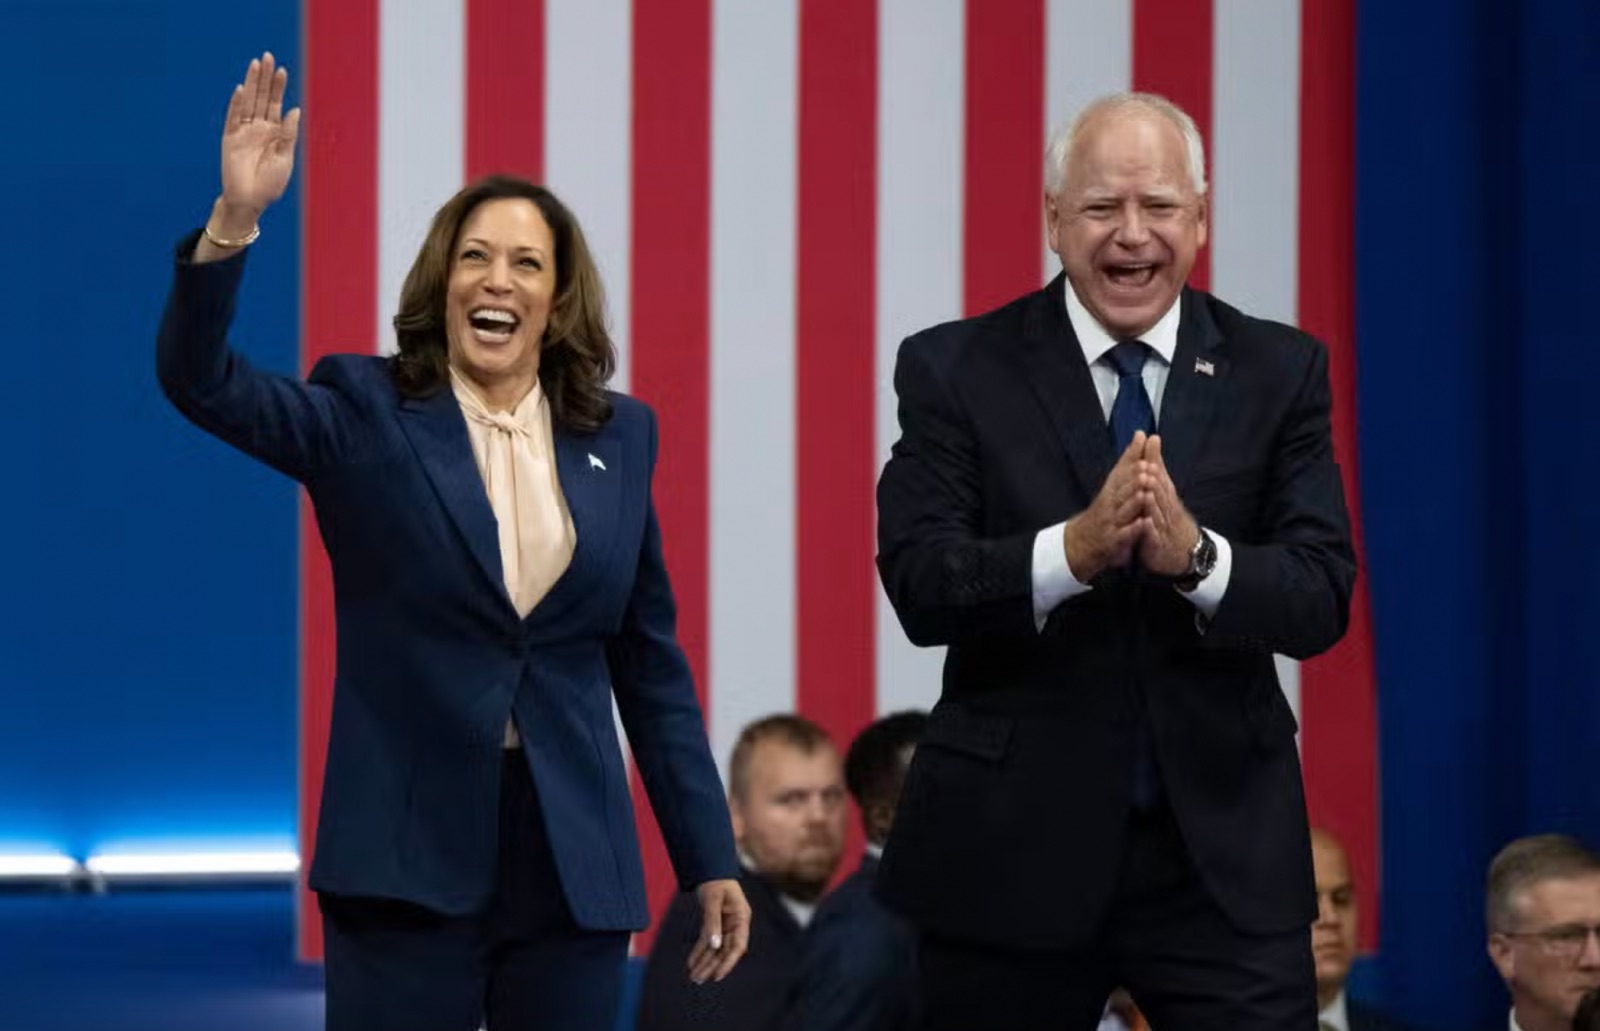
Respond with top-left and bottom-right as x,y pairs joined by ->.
1194,358 -> 1215,377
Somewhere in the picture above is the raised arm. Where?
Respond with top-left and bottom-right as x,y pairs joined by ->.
194,52 -> 301,264
157,52 -> 350,482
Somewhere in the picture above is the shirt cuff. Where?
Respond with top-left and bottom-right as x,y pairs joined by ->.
1178,529 -> 1232,626
1032,522 -> 1092,631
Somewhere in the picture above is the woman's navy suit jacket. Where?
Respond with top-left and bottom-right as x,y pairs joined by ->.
157,235 -> 737,929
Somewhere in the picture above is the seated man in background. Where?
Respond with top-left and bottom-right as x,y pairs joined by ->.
640,715 -> 848,1031
1485,834 -> 1600,1031
790,710 -> 927,1031
1310,827 -> 1420,1031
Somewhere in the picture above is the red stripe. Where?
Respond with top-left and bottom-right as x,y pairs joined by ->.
628,0 -> 712,954
963,0 -> 1045,315
1296,0 -> 1379,950
465,0 -> 545,181
1132,0 -> 1212,291
797,0 -> 878,878
299,0 -> 380,962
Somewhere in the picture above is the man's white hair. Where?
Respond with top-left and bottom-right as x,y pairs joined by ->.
1044,91 -> 1208,198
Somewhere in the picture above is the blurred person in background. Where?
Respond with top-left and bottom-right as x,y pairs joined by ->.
1486,835 -> 1600,1031
641,715 -> 848,1031
790,710 -> 927,1031
1310,828 -> 1419,1031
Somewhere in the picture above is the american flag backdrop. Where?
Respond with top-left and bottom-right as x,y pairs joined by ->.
295,0 -> 1376,960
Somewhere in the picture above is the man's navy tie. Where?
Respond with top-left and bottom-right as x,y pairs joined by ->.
1104,340 -> 1161,809
1107,340 -> 1156,456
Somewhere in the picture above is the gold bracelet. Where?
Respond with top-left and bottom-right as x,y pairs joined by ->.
203,223 -> 261,249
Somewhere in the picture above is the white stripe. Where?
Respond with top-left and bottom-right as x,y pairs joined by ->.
874,0 -> 965,718
1212,0 -> 1303,725
377,0 -> 465,356
708,0 -> 799,781
545,0 -> 633,395
1043,0 -> 1133,281
1211,0 -> 1301,325
543,1 -> 636,761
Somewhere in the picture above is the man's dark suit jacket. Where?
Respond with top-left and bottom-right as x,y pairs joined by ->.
789,853 -> 917,1031
157,236 -> 736,927
636,866 -> 804,1031
1348,998 -> 1425,1031
874,277 -> 1356,950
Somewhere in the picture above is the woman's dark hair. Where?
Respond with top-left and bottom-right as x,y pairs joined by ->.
390,175 -> 615,432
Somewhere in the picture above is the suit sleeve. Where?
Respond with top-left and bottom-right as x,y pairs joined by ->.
607,407 -> 739,891
875,336 -> 1039,647
1201,341 -> 1357,658
156,230 -> 352,482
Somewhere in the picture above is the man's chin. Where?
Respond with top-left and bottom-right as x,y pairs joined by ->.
768,874 -> 829,903
1086,293 -> 1171,339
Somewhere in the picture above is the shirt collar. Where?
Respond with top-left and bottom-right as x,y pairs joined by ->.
1318,989 -> 1349,1031
737,853 -> 817,927
449,366 -> 544,429
780,894 -> 816,928
1062,276 -> 1181,368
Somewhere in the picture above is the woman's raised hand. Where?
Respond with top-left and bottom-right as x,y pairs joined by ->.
218,52 -> 301,224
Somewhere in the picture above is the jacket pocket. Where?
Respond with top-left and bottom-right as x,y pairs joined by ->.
922,705 -> 1014,763
1185,465 -> 1261,502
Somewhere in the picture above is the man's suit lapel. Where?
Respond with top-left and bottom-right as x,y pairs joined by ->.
1017,275 -> 1118,497
398,388 -> 507,600
1156,288 -> 1226,495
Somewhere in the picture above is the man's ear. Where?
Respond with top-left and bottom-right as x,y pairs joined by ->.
1488,934 -> 1516,984
1045,192 -> 1062,252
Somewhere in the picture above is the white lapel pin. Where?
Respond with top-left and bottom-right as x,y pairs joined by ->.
1194,358 -> 1215,377
588,453 -> 606,471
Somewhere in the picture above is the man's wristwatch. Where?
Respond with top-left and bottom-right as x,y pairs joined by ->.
1173,529 -> 1217,593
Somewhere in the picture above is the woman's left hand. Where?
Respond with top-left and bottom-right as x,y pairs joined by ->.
687,878 -> 751,984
